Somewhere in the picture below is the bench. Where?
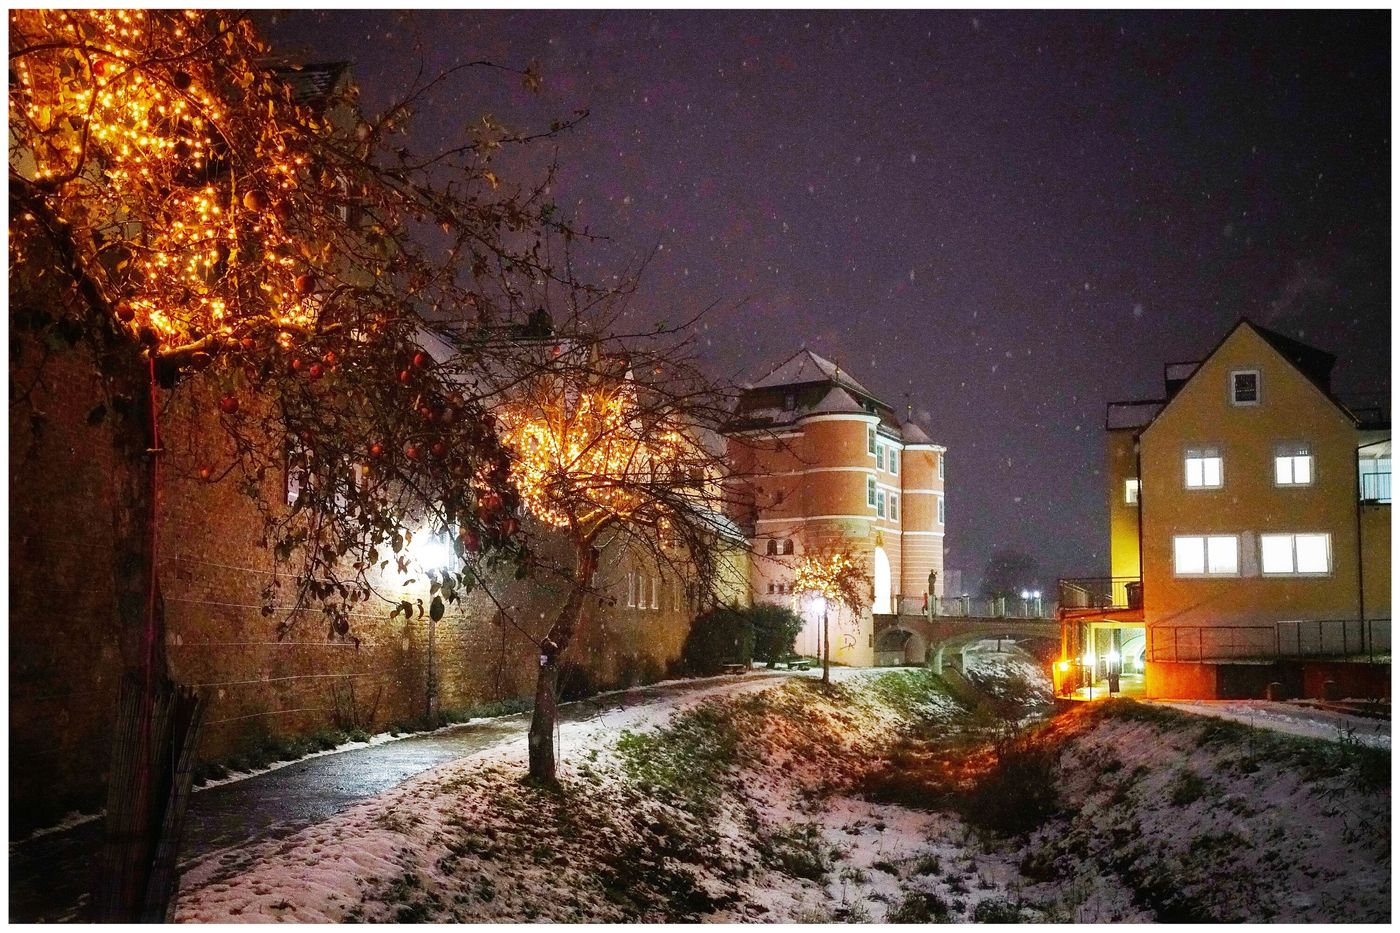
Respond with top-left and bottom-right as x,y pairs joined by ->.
777,656 -> 812,671
720,661 -> 748,675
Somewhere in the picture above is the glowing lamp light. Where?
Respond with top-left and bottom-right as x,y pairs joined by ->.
1083,652 -> 1096,668
410,529 -> 451,571
1020,589 -> 1031,600
1106,650 -> 1122,665
1032,590 -> 1042,599
1057,660 -> 1070,672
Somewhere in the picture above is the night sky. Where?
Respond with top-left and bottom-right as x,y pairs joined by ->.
263,10 -> 1391,592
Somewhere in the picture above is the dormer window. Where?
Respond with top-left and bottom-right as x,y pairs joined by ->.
1231,370 -> 1260,406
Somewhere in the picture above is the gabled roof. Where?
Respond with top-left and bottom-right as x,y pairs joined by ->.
1137,318 -> 1359,436
751,349 -> 872,396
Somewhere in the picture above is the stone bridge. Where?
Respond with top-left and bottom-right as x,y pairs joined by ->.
872,614 -> 1062,673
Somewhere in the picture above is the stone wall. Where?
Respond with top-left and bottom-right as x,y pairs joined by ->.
9,342 -> 699,835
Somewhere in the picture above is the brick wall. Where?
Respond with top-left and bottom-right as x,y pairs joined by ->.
9,342 -> 696,834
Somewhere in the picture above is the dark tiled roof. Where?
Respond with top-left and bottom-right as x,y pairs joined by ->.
1250,322 -> 1336,393
271,60 -> 351,108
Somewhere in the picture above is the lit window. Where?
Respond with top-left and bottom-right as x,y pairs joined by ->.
867,475 -> 876,507
1173,535 -> 1238,575
877,490 -> 887,518
938,454 -> 945,480
1125,478 -> 1140,505
1274,443 -> 1313,486
1261,533 -> 1331,575
876,444 -> 885,471
937,496 -> 945,525
890,449 -> 899,475
889,494 -> 899,521
651,577 -> 660,609
626,572 -> 636,607
1231,370 -> 1260,406
867,426 -> 876,454
1185,447 -> 1223,488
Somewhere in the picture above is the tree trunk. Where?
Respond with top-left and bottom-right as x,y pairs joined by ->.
92,354 -> 196,922
526,541 -> 598,785
822,607 -> 831,685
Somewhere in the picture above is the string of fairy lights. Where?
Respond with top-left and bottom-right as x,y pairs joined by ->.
497,382 -> 693,530
11,9 -> 322,346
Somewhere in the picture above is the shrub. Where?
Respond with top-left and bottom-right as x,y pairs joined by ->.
1168,770 -> 1208,806
961,739 -> 1060,836
749,604 -> 805,664
679,605 -> 755,674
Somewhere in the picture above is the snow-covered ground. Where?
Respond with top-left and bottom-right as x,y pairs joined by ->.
176,669 -> 1390,923
1151,699 -> 1390,749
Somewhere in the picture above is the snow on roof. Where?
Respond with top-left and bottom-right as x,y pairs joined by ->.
751,349 -> 872,396
900,421 -> 932,444
806,385 -> 866,416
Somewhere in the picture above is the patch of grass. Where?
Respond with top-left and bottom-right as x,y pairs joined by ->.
614,701 -> 745,817
886,890 -> 952,922
1168,770 -> 1209,806
764,822 -> 835,881
972,897 -> 1024,922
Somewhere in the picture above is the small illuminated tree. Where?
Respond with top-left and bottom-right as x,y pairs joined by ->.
10,9 -> 573,919
794,550 -> 872,685
491,327 -> 738,785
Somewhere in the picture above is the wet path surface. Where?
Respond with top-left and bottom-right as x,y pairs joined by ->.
9,672 -> 787,922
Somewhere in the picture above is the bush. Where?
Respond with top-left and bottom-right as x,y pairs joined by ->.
679,604 -> 805,675
972,897 -> 1024,922
749,604 -> 805,664
679,605 -> 755,674
961,738 -> 1060,836
887,890 -> 952,922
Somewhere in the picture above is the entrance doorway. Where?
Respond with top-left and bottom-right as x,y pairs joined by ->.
1072,621 -> 1146,699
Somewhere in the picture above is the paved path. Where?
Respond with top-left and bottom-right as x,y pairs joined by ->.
9,671 -> 794,922
1149,699 -> 1391,748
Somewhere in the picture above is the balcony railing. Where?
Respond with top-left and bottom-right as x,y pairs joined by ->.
1148,619 -> 1390,663
1058,576 -> 1142,612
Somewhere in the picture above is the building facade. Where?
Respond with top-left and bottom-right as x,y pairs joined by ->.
1059,320 -> 1391,700
723,350 -> 947,666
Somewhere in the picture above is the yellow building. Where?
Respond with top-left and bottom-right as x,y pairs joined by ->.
723,350 -> 946,666
1060,320 -> 1391,700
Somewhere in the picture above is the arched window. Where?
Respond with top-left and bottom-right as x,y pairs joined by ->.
780,539 -> 794,556
765,539 -> 778,556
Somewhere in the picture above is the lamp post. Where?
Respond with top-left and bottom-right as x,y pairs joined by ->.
1032,589 -> 1043,618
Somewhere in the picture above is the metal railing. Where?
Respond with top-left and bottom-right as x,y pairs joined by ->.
1360,471 -> 1391,503
1058,577 -> 1142,611
886,594 -> 1057,619
1148,619 -> 1390,663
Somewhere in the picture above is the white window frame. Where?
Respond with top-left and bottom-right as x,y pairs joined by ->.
650,576 -> 660,609
1260,533 -> 1332,576
876,443 -> 885,471
1125,478 -> 1140,505
889,494 -> 899,521
938,454 -> 945,480
1230,369 -> 1261,407
1184,446 -> 1223,489
890,448 -> 899,475
867,426 -> 876,455
1273,443 -> 1314,487
876,490 -> 887,519
937,496 -> 945,525
867,475 -> 876,507
626,571 -> 636,607
1172,534 -> 1239,577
